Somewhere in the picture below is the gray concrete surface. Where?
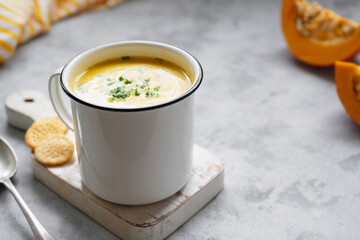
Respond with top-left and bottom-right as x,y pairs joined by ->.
1,0 -> 360,239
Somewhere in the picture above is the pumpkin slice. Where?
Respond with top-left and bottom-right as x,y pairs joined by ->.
335,61 -> 360,125
282,0 -> 360,66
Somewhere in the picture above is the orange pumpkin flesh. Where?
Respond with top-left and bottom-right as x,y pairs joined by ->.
282,0 -> 360,66
335,61 -> 360,125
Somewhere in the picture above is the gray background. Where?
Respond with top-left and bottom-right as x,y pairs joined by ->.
1,0 -> 360,239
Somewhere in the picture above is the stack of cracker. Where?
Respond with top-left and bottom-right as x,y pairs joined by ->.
25,117 -> 74,166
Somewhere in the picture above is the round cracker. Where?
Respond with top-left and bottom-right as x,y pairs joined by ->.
25,121 -> 65,149
34,134 -> 74,166
37,116 -> 68,134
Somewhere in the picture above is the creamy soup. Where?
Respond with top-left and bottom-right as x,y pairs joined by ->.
70,56 -> 193,108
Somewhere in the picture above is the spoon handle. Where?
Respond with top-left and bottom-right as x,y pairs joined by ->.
3,179 -> 53,240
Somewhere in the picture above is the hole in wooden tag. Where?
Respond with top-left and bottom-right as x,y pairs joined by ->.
24,98 -> 34,102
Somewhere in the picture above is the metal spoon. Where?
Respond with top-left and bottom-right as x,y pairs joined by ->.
0,137 -> 53,240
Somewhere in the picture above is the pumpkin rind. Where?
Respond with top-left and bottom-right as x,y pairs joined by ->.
281,0 -> 360,66
335,61 -> 360,125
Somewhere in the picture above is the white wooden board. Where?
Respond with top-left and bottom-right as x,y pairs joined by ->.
5,89 -> 56,130
31,138 -> 224,240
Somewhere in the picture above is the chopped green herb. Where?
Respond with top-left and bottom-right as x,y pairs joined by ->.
140,79 -> 150,89
106,78 -> 115,86
124,79 -> 133,84
145,90 -> 155,98
134,88 -> 140,96
119,76 -> 132,84
110,87 -> 130,100
154,86 -> 160,91
122,56 -> 131,60
155,57 -> 163,61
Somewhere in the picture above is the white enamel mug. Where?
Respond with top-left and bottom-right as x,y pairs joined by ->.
48,41 -> 203,205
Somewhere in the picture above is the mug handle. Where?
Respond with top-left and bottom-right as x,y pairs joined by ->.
48,67 -> 74,131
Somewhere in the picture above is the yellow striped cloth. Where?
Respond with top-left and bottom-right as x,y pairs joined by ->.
0,0 -> 123,62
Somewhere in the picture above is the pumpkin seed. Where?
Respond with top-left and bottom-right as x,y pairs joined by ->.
295,0 -> 357,45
